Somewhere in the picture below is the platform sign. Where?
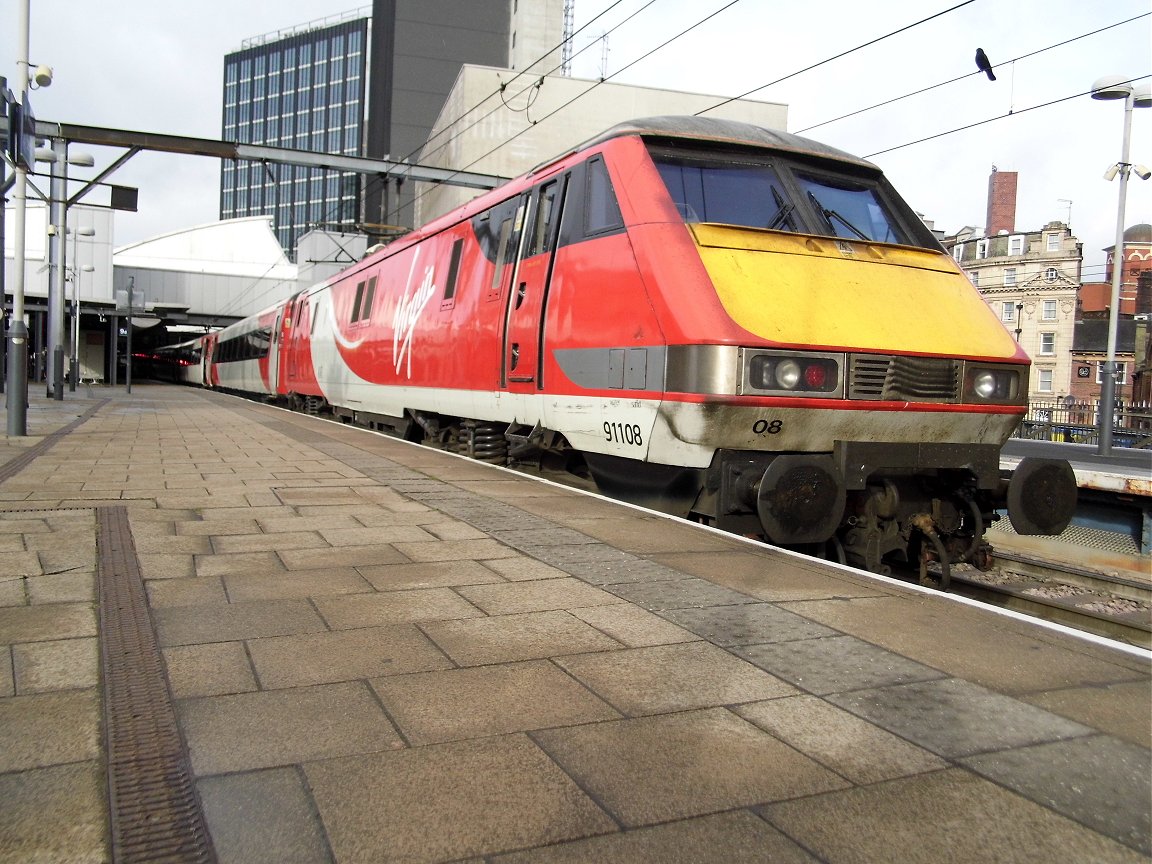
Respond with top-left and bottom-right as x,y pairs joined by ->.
110,185 -> 138,212
1,82 -> 14,163
4,95 -> 37,170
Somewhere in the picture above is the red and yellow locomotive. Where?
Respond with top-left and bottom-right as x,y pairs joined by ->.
199,116 -> 1076,576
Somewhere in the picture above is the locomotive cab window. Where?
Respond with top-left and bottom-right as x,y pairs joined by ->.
584,156 -> 623,236
793,173 -> 907,245
652,152 -> 795,230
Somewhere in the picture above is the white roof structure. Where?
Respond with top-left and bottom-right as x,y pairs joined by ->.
113,216 -> 299,320
114,216 -> 297,279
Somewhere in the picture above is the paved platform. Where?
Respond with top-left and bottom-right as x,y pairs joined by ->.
2,384 -> 1150,864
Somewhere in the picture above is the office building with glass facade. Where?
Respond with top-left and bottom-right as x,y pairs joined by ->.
220,16 -> 369,256
221,2 -> 562,257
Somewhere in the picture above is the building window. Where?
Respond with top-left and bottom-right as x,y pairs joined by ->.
1003,267 -> 1017,286
1001,301 -> 1016,322
1046,233 -> 1061,252
1042,299 -> 1057,320
1039,332 -> 1055,355
1037,369 -> 1053,393
953,243 -> 964,261
1045,267 -> 1059,282
1008,235 -> 1024,255
976,239 -> 988,259
1096,362 -> 1128,384
968,270 -> 979,287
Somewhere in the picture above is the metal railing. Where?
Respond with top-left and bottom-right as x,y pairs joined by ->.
1013,399 -> 1152,449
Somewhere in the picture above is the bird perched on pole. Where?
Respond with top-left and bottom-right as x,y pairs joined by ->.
975,48 -> 996,81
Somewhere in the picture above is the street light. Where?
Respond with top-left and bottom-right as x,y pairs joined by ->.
36,143 -> 95,400
5,0 -> 42,435
1090,75 -> 1151,455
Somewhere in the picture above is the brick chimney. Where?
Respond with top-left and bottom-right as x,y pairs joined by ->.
986,167 -> 1017,235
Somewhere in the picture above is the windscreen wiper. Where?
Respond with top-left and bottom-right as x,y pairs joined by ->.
767,187 -> 795,230
807,192 -> 869,241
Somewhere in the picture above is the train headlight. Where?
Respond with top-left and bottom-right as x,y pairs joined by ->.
745,351 -> 843,397
973,371 -> 999,399
775,359 -> 802,389
963,364 -> 1023,404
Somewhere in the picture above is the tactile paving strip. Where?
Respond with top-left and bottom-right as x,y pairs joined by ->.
97,506 -> 217,863
0,398 -> 108,484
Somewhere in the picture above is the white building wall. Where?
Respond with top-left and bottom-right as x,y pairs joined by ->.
510,0 -> 565,73
2,203 -> 115,306
416,66 -> 788,223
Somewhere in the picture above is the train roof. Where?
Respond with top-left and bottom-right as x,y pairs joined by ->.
345,116 -> 882,279
579,115 -> 877,171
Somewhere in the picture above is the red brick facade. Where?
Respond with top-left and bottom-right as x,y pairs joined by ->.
985,169 -> 1018,236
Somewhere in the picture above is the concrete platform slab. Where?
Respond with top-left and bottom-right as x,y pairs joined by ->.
304,734 -> 617,863
533,707 -> 849,827
422,609 -> 623,666
961,734 -> 1151,855
178,681 -> 403,774
371,659 -> 622,745
198,767 -> 332,864
554,641 -> 797,715
828,677 -> 1094,757
759,768 -> 1146,864
490,810 -> 820,863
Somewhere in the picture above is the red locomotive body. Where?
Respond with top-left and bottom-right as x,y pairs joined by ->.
191,117 -> 1075,577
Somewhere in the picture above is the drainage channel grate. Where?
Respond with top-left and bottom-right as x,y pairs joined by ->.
97,506 -> 217,863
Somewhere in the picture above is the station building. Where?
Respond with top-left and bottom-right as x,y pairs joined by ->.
944,168 -> 1084,401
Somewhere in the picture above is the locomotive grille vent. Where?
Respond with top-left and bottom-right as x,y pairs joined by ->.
849,355 -> 960,402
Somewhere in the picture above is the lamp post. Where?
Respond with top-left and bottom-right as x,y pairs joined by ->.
67,227 -> 95,391
6,0 -> 34,434
37,142 -> 94,400
1090,76 -> 1151,455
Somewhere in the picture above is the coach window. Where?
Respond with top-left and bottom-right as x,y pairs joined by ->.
584,156 -> 622,235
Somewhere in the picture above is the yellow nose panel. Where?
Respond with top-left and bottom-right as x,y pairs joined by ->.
691,225 -> 1019,359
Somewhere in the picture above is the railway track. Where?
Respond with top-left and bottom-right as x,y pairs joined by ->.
937,550 -> 1151,650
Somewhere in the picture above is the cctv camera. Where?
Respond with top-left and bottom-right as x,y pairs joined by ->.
1134,164 -> 1151,181
1103,164 -> 1120,181
32,65 -> 52,88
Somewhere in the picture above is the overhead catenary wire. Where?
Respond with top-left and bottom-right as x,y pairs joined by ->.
796,12 -> 1150,135
695,0 -> 978,117
379,0 -> 748,228
401,0 -> 645,168
863,75 -> 1150,158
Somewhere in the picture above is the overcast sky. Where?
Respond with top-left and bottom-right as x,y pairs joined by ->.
4,0 -> 1149,279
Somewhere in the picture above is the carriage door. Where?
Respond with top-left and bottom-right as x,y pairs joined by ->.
268,307 -> 286,391
283,294 -> 307,391
502,176 -> 566,389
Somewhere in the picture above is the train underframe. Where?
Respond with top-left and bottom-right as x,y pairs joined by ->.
295,396 -> 1078,587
